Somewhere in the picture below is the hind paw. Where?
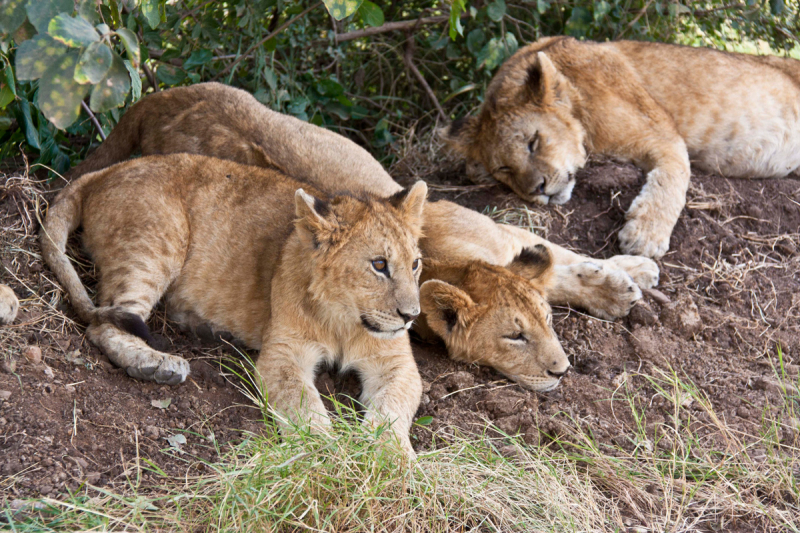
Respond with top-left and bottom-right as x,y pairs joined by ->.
567,262 -> 642,320
127,354 -> 190,385
603,255 -> 660,289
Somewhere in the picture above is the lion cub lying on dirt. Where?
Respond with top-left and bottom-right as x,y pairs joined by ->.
64,82 -> 659,391
0,284 -> 18,325
444,36 -> 800,259
41,154 -> 428,456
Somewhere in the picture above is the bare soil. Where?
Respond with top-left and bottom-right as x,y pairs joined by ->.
1,154 -> 799,520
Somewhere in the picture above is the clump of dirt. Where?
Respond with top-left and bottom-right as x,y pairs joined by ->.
1,151 -> 799,520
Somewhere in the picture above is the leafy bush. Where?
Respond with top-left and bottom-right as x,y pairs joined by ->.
0,0 -> 797,175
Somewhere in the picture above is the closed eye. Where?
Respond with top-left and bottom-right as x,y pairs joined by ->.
503,332 -> 527,343
528,132 -> 540,154
494,166 -> 513,175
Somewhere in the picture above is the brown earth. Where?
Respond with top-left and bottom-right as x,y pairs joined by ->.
1,153 -> 799,521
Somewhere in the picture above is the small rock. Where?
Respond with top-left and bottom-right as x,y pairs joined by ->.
628,301 -> 658,327
0,360 -> 15,374
23,346 -> 42,364
146,425 -> 161,438
73,457 -> 88,469
428,384 -> 448,401
421,380 -> 431,393
498,444 -> 522,458
443,371 -> 475,392
660,294 -> 702,338
43,366 -> 55,380
39,484 -> 54,495
86,472 -> 101,484
420,394 -> 431,405
0,390 -> 11,401
749,377 -> 782,394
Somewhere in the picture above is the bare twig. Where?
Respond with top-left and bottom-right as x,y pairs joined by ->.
214,2 -> 322,80
402,33 -> 446,121
80,101 -> 107,141
333,14 -> 451,42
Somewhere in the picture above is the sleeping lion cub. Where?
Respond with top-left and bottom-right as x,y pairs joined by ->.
41,154 -> 427,456
444,36 -> 800,258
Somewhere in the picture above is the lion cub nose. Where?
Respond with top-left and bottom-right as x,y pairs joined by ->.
546,364 -> 570,379
397,308 -> 420,323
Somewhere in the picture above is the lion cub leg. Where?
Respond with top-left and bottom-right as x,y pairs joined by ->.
256,340 -> 332,435
352,349 -> 422,458
87,251 -> 190,385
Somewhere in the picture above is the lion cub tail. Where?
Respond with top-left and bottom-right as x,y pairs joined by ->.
39,169 -> 155,344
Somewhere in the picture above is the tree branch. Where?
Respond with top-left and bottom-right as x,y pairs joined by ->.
403,33 -> 446,121
332,14 -> 454,43
81,101 -> 107,141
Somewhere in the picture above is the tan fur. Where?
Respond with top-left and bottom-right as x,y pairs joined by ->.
41,154 -> 427,456
66,83 -> 659,391
0,284 -> 18,325
443,37 -> 800,258
419,246 -> 570,392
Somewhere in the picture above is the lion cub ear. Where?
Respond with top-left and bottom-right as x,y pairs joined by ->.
439,116 -> 480,157
507,244 -> 555,297
419,280 -> 475,342
295,189 -> 334,246
526,52 -> 568,108
389,181 -> 427,233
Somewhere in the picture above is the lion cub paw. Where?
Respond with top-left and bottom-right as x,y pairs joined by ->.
0,284 -> 19,325
618,218 -> 671,260
569,262 -> 642,320
126,354 -> 190,385
603,255 -> 659,289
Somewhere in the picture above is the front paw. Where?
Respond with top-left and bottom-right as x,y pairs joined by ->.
618,217 -> 671,259
603,255 -> 659,289
567,262 -> 642,320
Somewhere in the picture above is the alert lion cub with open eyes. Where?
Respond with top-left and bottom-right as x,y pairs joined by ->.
444,36 -> 800,259
41,154 -> 428,456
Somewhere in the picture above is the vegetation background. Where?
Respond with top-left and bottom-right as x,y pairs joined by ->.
0,0 -> 798,176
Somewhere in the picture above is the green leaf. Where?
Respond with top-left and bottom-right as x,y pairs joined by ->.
0,85 -> 14,109
466,28 -> 485,56
183,49 -> 212,70
18,99 -> 40,149
770,0 -> 783,15
141,0 -> 162,29
38,51 -> 90,130
77,0 -> 98,24
124,59 -> 141,101
487,0 -> 506,22
74,41 -> 112,84
26,0 -> 72,34
449,0 -> 466,40
536,0 -> 549,14
115,28 -> 141,68
316,78 -> 343,97
358,1 -> 383,27
593,0 -> 611,22
415,416 -> 433,426
167,433 -> 186,449
504,31 -> 518,57
322,0 -> 363,21
476,37 -> 504,70
15,34 -> 68,81
49,14 -> 100,48
155,64 -> 185,86
90,53 -> 130,113
3,64 -> 16,97
0,0 -> 27,34
565,6 -> 592,37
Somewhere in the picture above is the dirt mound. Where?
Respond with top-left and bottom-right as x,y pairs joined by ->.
2,156 -> 799,517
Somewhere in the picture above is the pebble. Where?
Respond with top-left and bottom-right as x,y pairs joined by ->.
0,360 -> 15,374
86,472 -> 101,484
443,371 -> 475,392
0,390 -> 11,401
23,346 -> 42,364
43,366 -> 55,380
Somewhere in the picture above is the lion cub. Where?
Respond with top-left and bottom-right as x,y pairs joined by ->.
420,245 -> 570,392
0,284 -> 18,325
41,154 -> 427,455
444,36 -> 800,258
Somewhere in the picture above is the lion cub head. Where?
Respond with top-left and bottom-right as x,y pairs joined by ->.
295,182 -> 427,340
419,245 -> 570,392
443,51 -> 586,206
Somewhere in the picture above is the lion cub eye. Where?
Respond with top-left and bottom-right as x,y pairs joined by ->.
504,332 -> 527,343
372,258 -> 388,275
528,133 -> 540,154
412,258 -> 421,271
